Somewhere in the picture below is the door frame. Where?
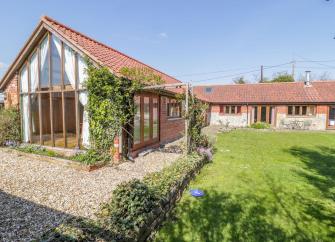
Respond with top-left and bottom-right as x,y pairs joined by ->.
132,92 -> 160,151
252,105 -> 275,126
326,105 -> 335,130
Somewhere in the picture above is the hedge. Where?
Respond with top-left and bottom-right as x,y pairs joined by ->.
41,152 -> 210,241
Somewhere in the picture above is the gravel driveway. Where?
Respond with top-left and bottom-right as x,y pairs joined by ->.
0,146 -> 181,242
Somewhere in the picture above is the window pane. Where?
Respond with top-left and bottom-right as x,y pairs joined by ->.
41,93 -> 52,146
78,55 -> 88,89
144,97 -> 150,141
231,106 -> 236,114
64,44 -> 76,88
302,106 -> 307,115
329,107 -> 335,126
261,106 -> 267,122
288,106 -> 293,115
40,36 -> 50,88
31,94 -> 40,144
295,106 -> 300,115
134,96 -> 141,144
52,92 -> 64,147
51,35 -> 62,87
64,92 -> 76,148
20,65 -> 28,93
309,106 -> 315,116
225,106 -> 230,114
30,51 -> 38,92
153,98 -> 158,139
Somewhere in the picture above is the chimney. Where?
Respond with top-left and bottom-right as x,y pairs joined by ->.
305,71 -> 312,87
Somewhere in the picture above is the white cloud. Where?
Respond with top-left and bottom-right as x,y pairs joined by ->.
159,32 -> 168,38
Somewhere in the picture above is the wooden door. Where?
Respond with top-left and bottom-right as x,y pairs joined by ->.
133,93 -> 160,150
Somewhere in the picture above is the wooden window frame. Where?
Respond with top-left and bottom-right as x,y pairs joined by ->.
19,32 -> 82,149
167,98 -> 182,119
287,105 -> 316,117
222,105 -> 242,115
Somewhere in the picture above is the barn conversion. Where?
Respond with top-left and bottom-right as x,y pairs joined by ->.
0,16 -> 185,158
194,80 -> 335,130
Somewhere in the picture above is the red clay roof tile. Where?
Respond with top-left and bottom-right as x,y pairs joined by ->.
42,16 -> 181,85
193,81 -> 335,104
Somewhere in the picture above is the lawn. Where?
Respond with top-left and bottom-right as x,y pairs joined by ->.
156,130 -> 335,242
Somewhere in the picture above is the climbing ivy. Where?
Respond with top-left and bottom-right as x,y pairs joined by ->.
86,61 -> 163,155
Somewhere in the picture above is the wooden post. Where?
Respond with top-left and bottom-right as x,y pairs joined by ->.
49,33 -> 55,147
74,54 -> 80,149
185,83 -> 189,154
37,46 -> 43,145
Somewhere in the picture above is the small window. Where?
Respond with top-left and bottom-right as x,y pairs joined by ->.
308,106 -> 315,116
302,106 -> 307,115
288,105 -> 316,116
205,87 -> 213,93
223,105 -> 241,115
167,98 -> 182,118
225,106 -> 230,114
295,106 -> 300,115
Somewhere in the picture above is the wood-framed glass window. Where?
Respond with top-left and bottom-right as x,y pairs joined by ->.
221,105 -> 242,115
288,105 -> 316,116
19,32 -> 89,149
167,98 -> 182,118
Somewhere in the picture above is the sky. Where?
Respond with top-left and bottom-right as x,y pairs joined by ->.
1,0 -> 335,85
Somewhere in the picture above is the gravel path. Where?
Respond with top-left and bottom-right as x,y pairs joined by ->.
0,146 -> 181,242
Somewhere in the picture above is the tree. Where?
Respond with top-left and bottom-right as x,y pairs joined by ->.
271,72 -> 294,83
259,72 -> 294,83
233,76 -> 247,84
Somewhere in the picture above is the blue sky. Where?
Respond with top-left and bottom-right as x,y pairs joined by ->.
1,0 -> 335,85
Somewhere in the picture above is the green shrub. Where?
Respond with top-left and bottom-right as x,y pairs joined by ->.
0,108 -> 21,146
70,149 -> 111,165
16,145 -> 58,157
250,122 -> 270,129
42,153 -> 208,241
99,180 -> 160,240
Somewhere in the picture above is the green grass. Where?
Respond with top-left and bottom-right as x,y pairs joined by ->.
156,130 -> 335,242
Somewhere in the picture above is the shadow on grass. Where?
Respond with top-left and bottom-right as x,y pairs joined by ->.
157,190 -> 288,242
288,146 -> 335,201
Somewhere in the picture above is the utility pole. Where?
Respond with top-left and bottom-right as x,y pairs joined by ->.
260,65 -> 264,82
292,60 -> 295,81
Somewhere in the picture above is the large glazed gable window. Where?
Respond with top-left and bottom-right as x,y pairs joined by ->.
19,32 -> 89,149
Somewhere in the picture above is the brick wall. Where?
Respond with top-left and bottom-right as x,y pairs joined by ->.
3,74 -> 19,109
275,105 -> 327,130
209,104 -> 250,127
159,96 -> 184,144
